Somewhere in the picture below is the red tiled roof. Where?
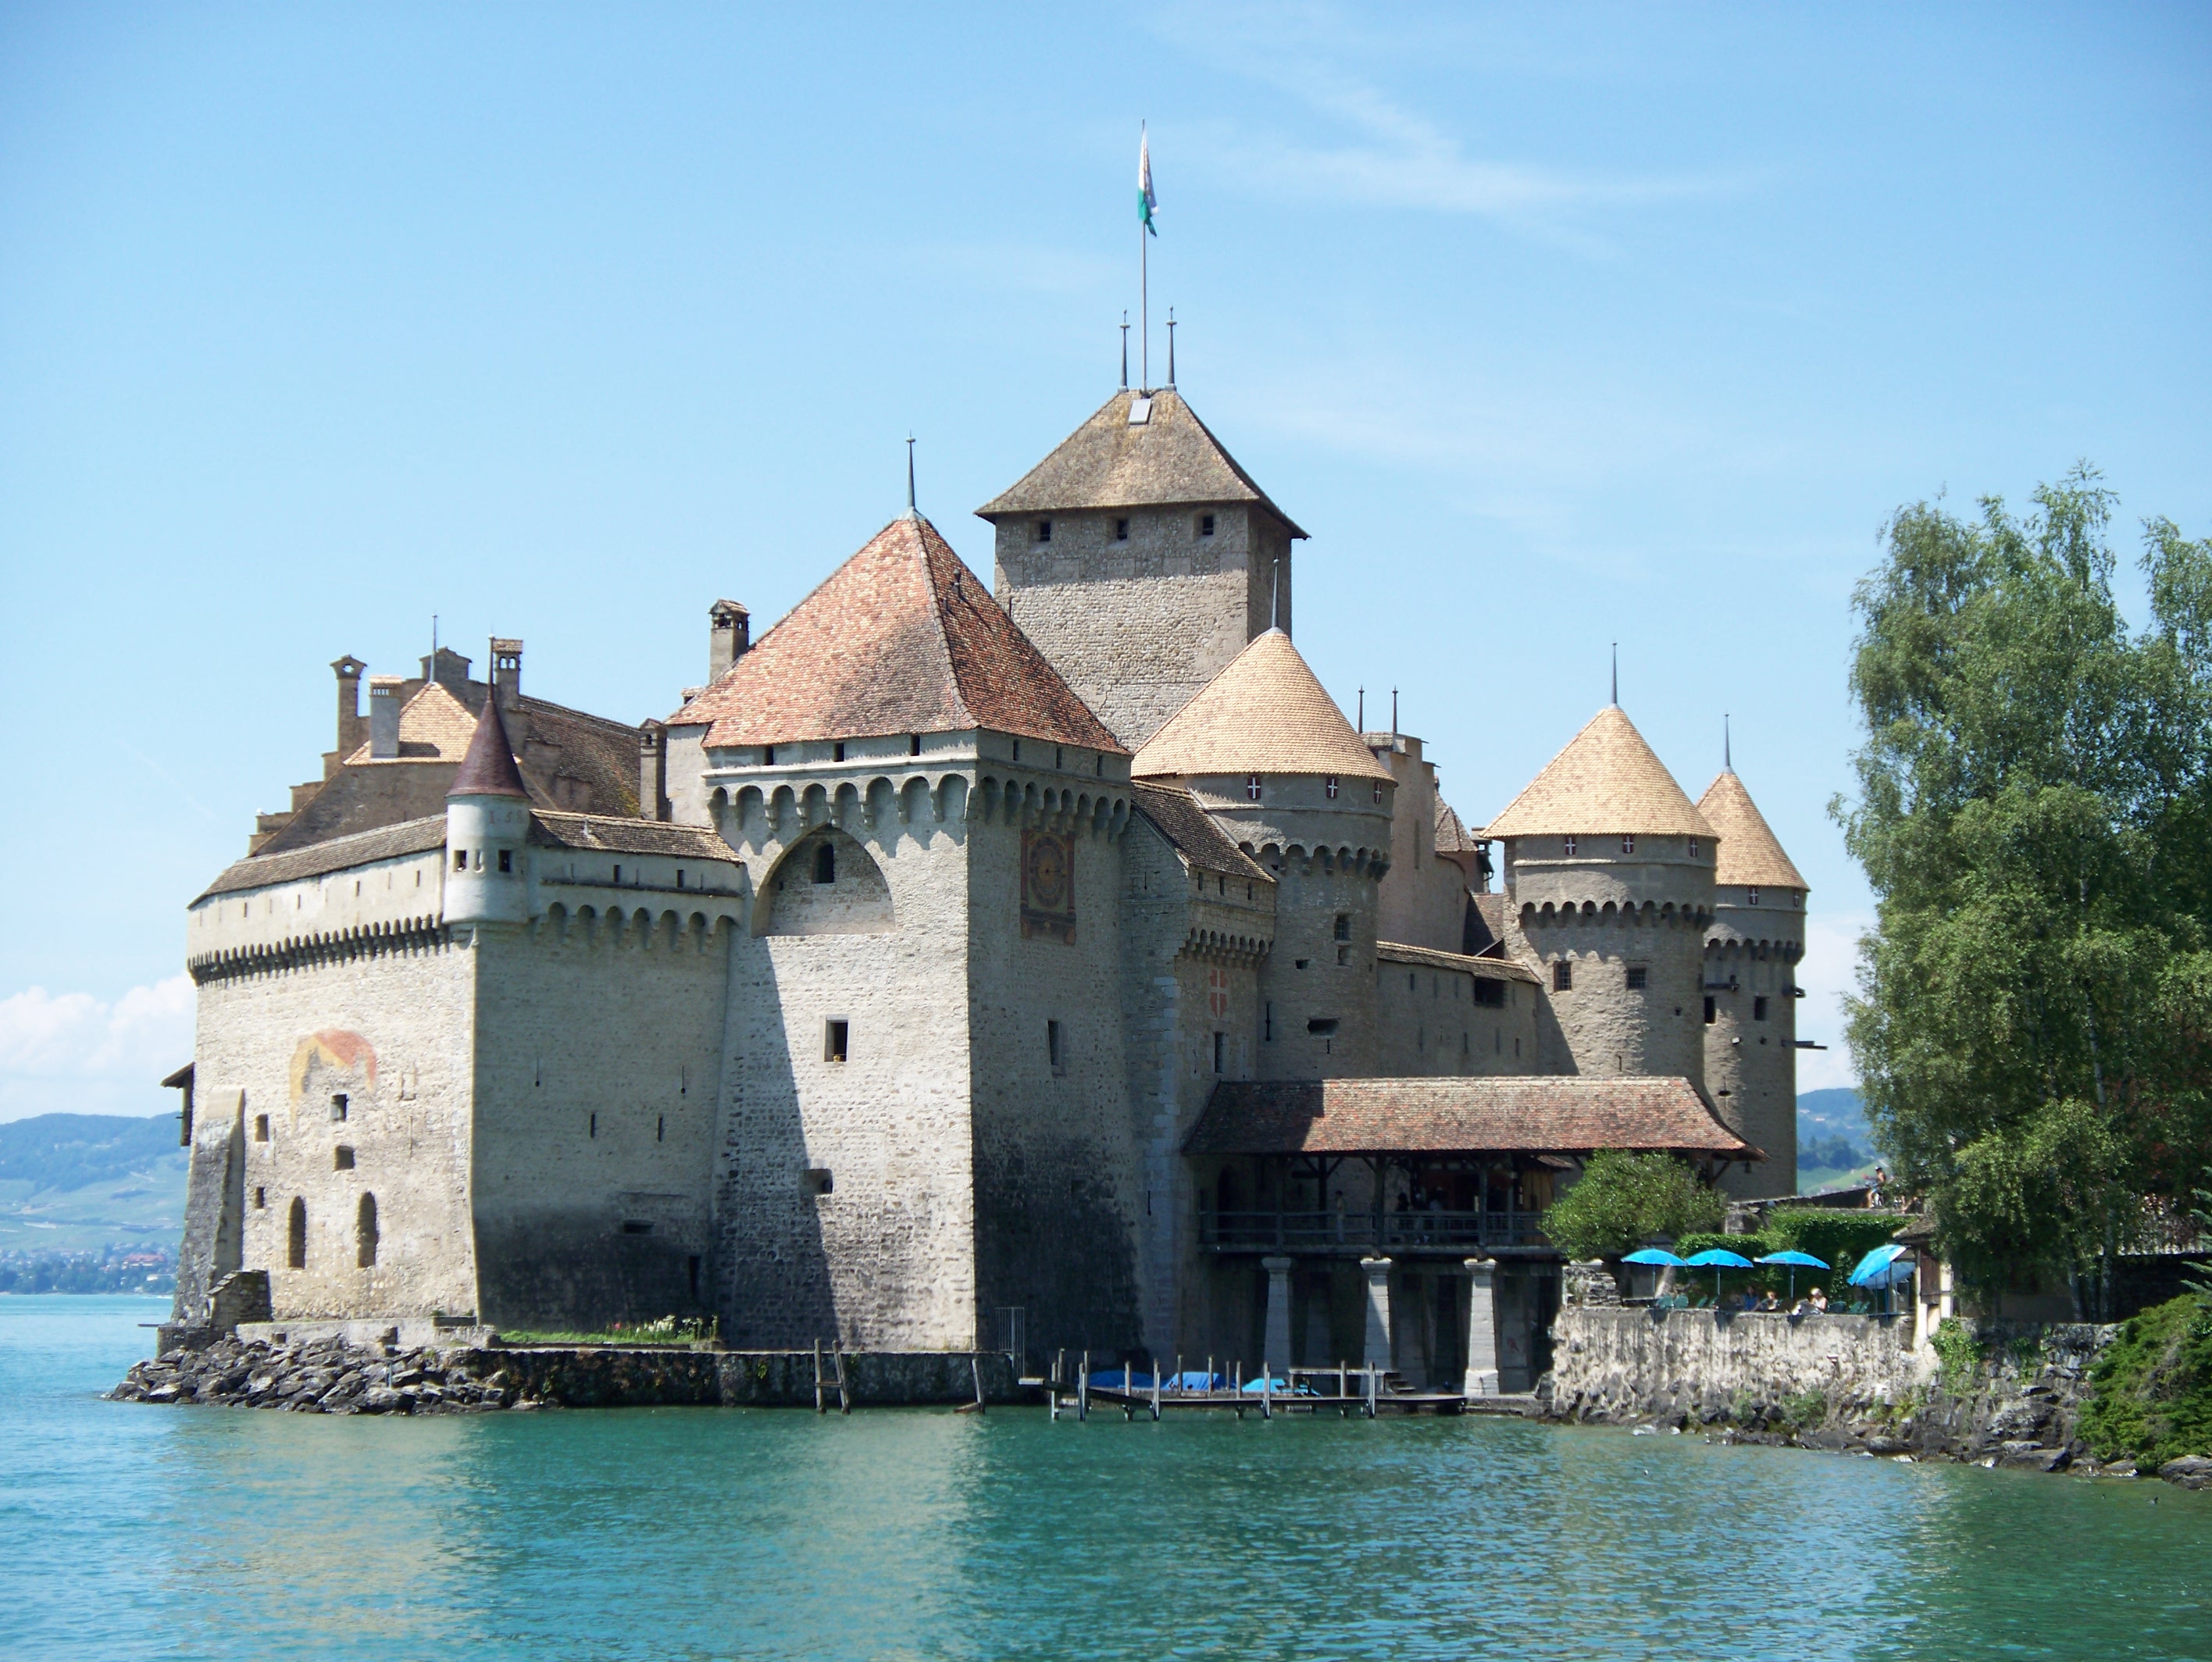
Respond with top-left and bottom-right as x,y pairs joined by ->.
678,515 -> 1123,753
1183,1077 -> 1758,1158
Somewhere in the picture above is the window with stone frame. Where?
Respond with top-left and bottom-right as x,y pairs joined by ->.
1553,961 -> 1573,992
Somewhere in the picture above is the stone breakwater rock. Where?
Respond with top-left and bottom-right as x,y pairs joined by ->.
107,1335 -> 537,1414
2160,1456 -> 2212,1490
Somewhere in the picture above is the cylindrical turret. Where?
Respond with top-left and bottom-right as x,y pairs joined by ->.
1697,767 -> 1808,1198
1487,705 -> 1715,1086
444,696 -> 532,926
1131,630 -> 1393,1078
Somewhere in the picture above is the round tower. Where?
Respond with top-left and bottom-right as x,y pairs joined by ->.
1487,704 -> 1715,1085
444,695 -> 532,926
1696,765 -> 1807,1198
1131,629 -> 1393,1078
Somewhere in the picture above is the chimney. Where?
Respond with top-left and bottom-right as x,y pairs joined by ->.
640,720 -> 669,822
420,646 -> 472,697
491,638 -> 523,700
332,656 -> 366,758
367,676 -> 405,758
709,601 -> 751,683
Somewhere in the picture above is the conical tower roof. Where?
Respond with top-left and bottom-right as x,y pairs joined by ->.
977,388 -> 1305,536
1131,629 -> 1390,781
448,695 -> 529,800
1696,770 -> 1807,890
1486,705 -> 1713,839
674,515 -> 1122,752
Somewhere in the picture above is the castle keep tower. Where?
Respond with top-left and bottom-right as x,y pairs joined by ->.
1488,705 -> 1715,1084
1696,767 -> 1808,1197
978,389 -> 1304,750
1133,629 -> 1393,1079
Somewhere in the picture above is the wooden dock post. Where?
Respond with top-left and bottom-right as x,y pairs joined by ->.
1150,1357 -> 1161,1421
813,1337 -> 825,1414
1261,1362 -> 1273,1420
1364,1365 -> 1377,1418
1233,1361 -> 1244,1420
1078,1350 -> 1089,1421
969,1353 -> 986,1414
1339,1359 -> 1349,1418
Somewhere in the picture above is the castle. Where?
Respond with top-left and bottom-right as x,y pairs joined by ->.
166,378 -> 1810,1390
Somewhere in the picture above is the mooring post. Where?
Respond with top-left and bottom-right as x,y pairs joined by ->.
1078,1350 -> 1090,1421
1261,1361 -> 1273,1420
1365,1365 -> 1377,1418
1233,1360 -> 1244,1419
970,1353 -> 986,1414
813,1336 -> 825,1414
1150,1357 -> 1161,1421
836,1342 -> 851,1414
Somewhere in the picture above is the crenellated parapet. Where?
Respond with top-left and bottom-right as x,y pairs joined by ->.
531,901 -> 741,952
189,915 -> 451,986
1518,897 -> 1716,932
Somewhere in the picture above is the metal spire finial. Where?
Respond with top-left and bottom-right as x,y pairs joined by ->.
1725,713 -> 1732,772
1611,643 -> 1618,707
1391,687 -> 1398,741
1166,308 -> 1176,388
1357,687 -> 1365,731
905,434 -> 916,515
1119,312 -> 1129,391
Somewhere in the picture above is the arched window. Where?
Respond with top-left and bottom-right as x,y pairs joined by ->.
812,842 -> 836,885
356,1193 -> 379,1267
287,1197 -> 307,1268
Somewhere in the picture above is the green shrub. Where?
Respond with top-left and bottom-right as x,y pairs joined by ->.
1765,1209 -> 1913,1278
1929,1317 -> 1983,1394
2078,1294 -> 2212,1468
1541,1150 -> 1725,1259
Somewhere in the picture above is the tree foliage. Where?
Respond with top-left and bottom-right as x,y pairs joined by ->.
1542,1149 -> 1722,1260
1838,467 -> 2212,1312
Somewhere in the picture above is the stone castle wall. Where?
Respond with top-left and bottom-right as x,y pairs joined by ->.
1374,958 -> 1540,1076
1704,886 -> 1803,1197
993,505 -> 1289,747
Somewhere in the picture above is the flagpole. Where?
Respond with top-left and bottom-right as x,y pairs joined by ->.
1141,212 -> 1148,393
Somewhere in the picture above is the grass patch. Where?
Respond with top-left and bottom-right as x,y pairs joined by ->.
498,1315 -> 719,1349
2078,1294 -> 2212,1468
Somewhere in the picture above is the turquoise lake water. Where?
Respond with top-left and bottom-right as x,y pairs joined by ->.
4,1296 -> 2207,1660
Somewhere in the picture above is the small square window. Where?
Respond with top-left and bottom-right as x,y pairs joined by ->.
1247,774 -> 1263,801
1563,835 -> 1578,856
1704,997 -> 1717,1024
1553,961 -> 1573,993
813,843 -> 836,884
1626,965 -> 1649,990
1114,517 -> 1129,540
1325,776 -> 1339,799
253,1186 -> 266,1209
833,742 -> 846,763
1748,886 -> 1761,906
254,1115 -> 269,1143
1333,914 -> 1351,941
762,747 -> 775,765
1047,1019 -> 1065,1075
910,733 -> 922,756
334,1147 -> 355,1171
498,848 -> 512,873
1473,979 -> 1505,1009
1754,995 -> 1769,1021
1337,945 -> 1350,965
1198,513 -> 1215,537
1212,1032 -> 1225,1075
330,1094 -> 348,1123
804,1168 -> 833,1196
1036,519 -> 1053,543
621,1219 -> 653,1235
612,865 -> 623,883
825,1019 -> 849,1064
454,849 -> 468,871
1622,834 -> 1636,854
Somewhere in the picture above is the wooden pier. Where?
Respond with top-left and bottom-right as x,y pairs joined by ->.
1044,1354 -> 1515,1421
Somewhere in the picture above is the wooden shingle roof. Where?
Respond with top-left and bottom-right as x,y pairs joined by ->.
1486,705 -> 1714,840
976,388 -> 1305,536
448,697 -> 530,799
1184,1076 -> 1757,1158
1696,771 -> 1808,890
1129,782 -> 1275,885
676,515 -> 1122,752
1132,630 -> 1390,783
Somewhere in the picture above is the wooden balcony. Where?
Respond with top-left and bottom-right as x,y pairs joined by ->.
1197,1207 -> 1549,1256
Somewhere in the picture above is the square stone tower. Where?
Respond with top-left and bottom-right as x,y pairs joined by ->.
978,388 -> 1304,750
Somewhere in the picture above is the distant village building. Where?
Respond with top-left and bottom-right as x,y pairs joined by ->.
167,378 -> 1807,1388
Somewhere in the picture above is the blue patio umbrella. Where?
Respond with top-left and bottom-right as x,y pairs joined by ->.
1622,1248 -> 1688,1267
1754,1249 -> 1828,1303
1682,1248 -> 1754,1305
1848,1245 -> 1914,1287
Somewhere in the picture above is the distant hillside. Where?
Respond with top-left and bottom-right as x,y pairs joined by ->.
1797,1088 -> 1873,1179
0,1112 -> 187,1257
0,1112 -> 180,1193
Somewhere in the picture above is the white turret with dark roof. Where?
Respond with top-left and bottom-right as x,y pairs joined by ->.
1697,763 -> 1809,1197
1490,704 -> 1718,1086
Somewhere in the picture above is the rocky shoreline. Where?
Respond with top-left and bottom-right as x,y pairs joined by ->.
108,1333 -> 542,1414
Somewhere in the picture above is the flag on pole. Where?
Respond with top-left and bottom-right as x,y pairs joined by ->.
1139,125 -> 1157,236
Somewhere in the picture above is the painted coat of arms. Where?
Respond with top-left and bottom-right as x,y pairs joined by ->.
1020,829 -> 1076,944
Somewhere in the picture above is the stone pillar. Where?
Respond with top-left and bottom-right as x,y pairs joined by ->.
1463,1257 -> 1500,1396
1261,1256 -> 1294,1375
1361,1256 -> 1393,1371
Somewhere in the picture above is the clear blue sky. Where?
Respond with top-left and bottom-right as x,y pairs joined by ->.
3,2 -> 2207,1118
